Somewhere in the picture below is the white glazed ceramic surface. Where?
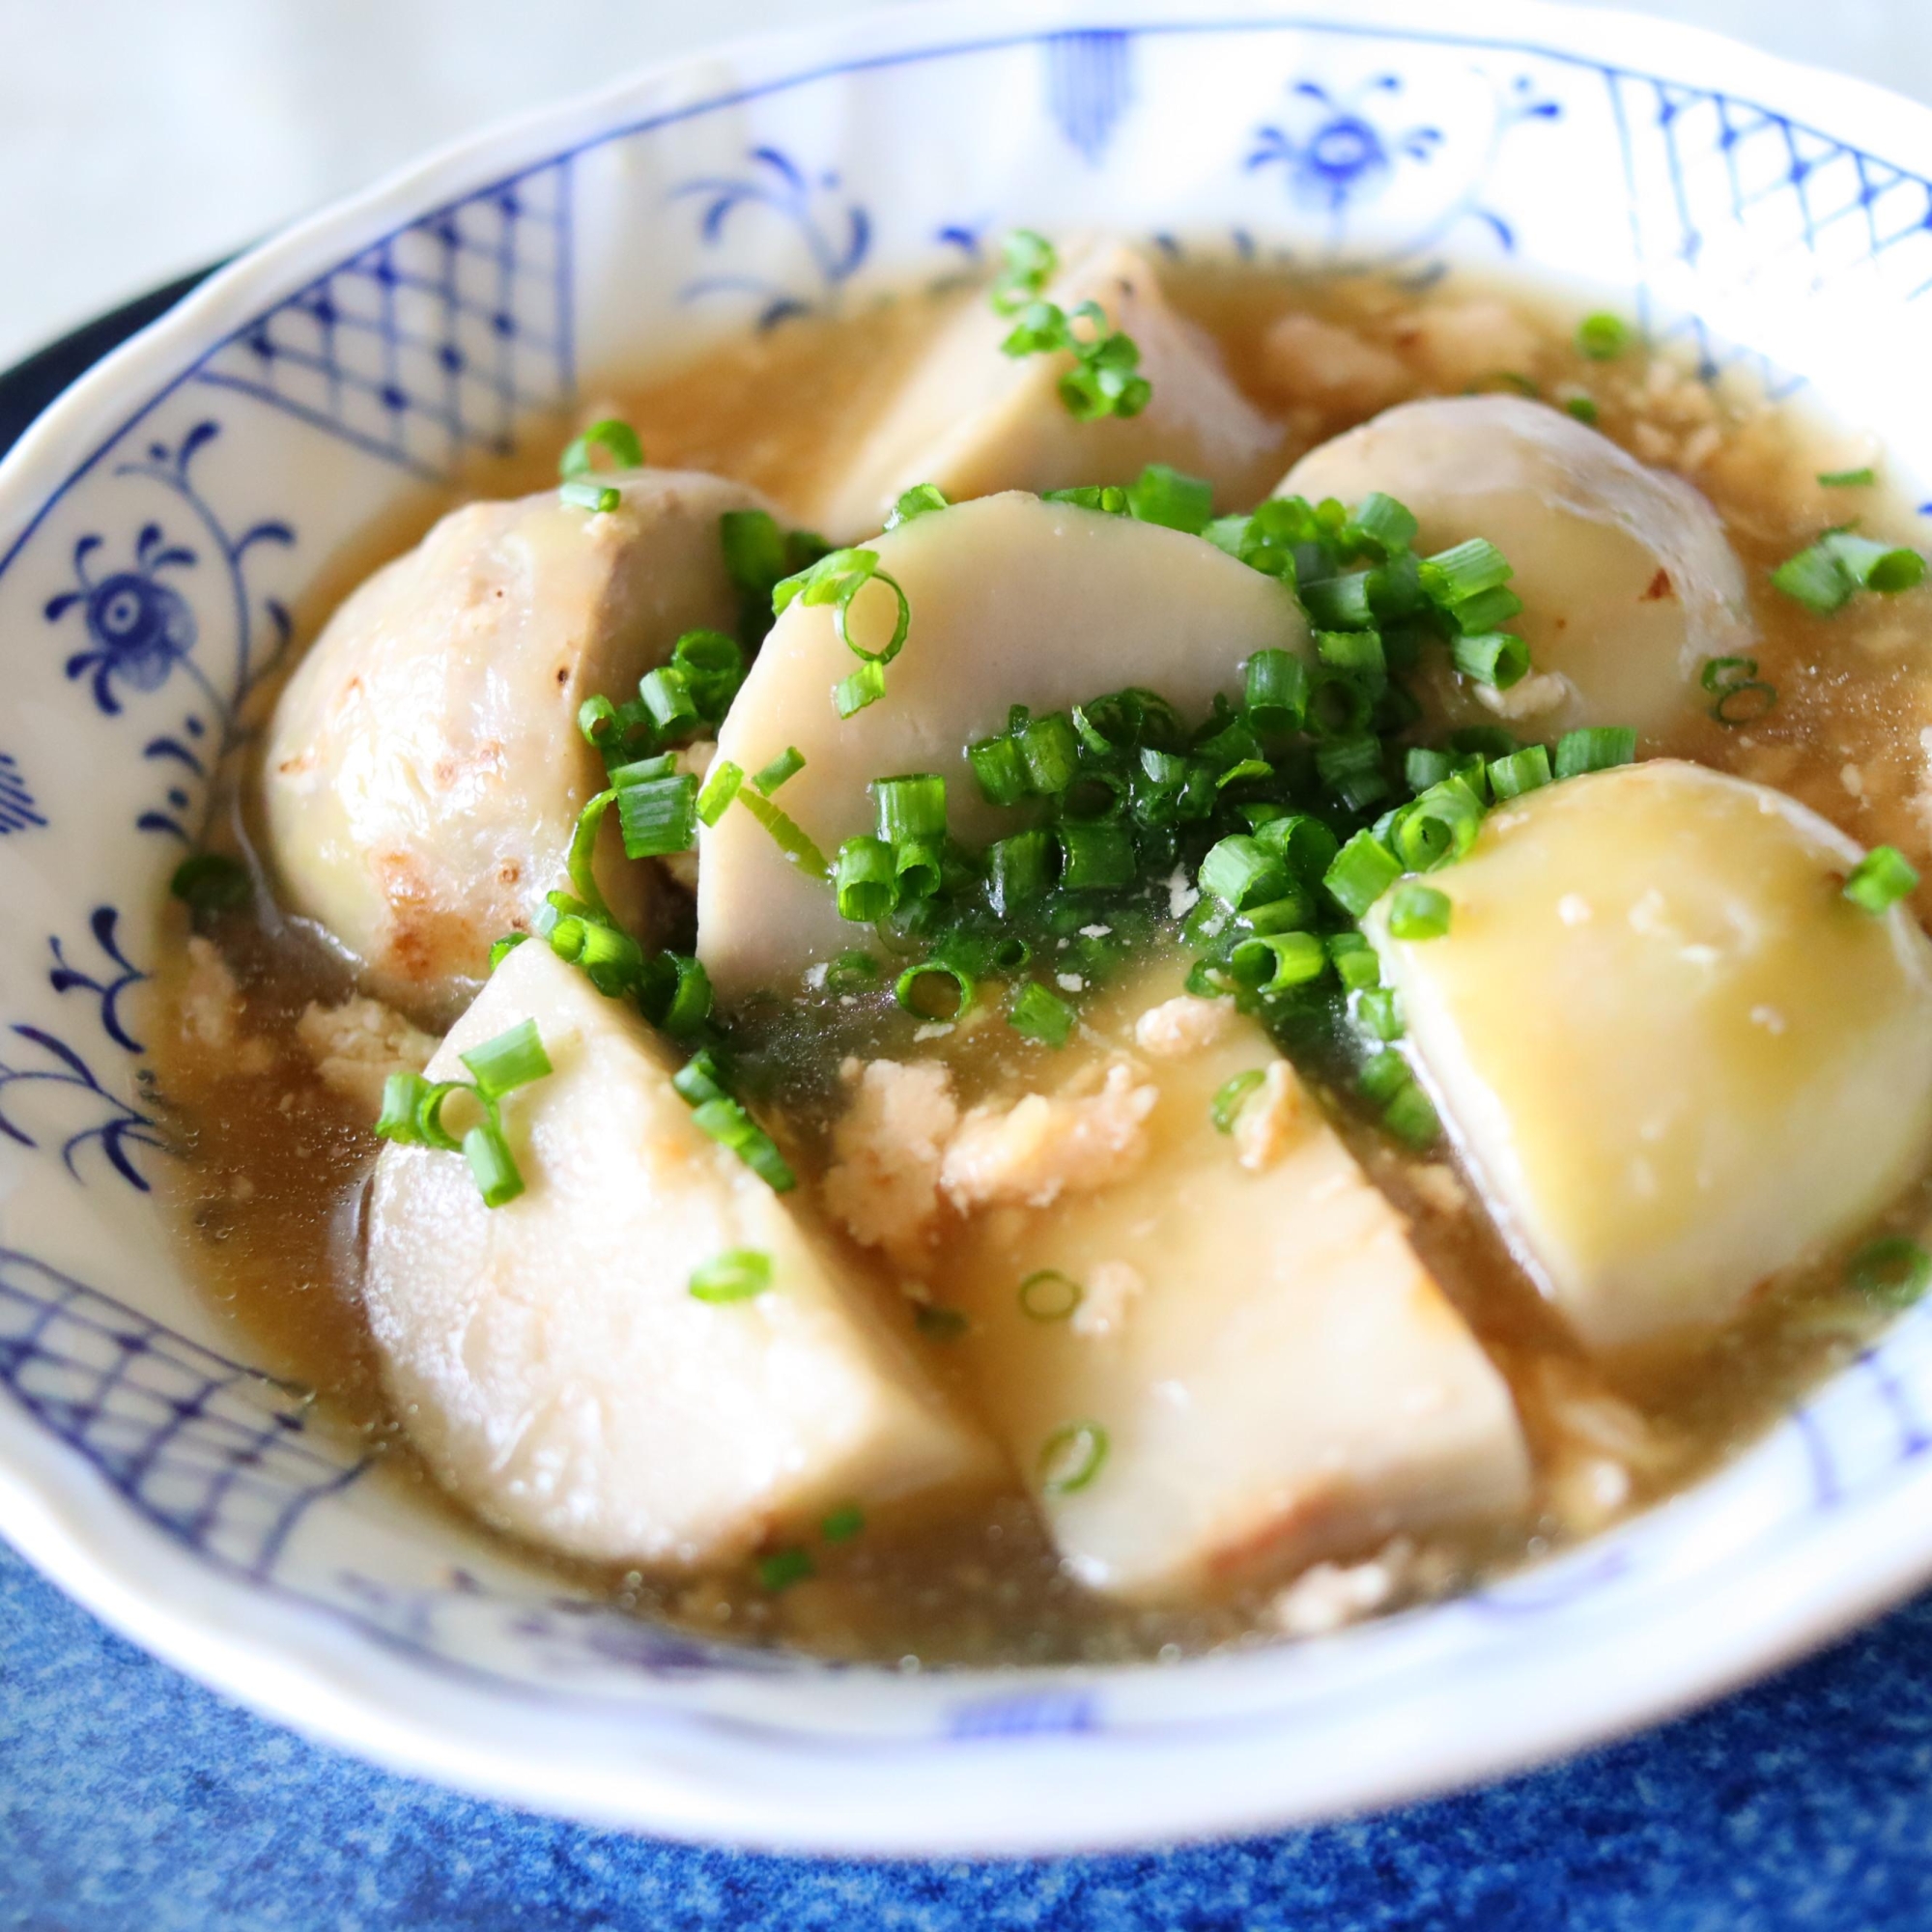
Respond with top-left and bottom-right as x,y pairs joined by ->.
3,0 -> 1932,1856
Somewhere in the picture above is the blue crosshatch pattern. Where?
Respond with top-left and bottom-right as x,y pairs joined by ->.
196,156 -> 576,480
1,15 -> 1931,1757
0,1250 -> 368,1583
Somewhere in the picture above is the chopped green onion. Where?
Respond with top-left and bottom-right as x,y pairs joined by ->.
734,787 -> 829,879
751,749 -> 803,798
1774,530 -> 1928,613
834,661 -> 888,718
1238,889 -> 1315,936
914,1303 -> 970,1339
1817,468 -> 1877,488
1126,463 -> 1214,534
1348,491 -> 1418,556
558,478 -> 619,514
1554,726 -> 1637,779
689,1248 -> 774,1303
870,772 -> 948,843
1315,732 -> 1391,812
1564,395 -> 1601,425
607,753 -> 677,789
644,952 -> 713,1038
689,1094 -> 796,1192
616,774 -> 698,858
989,229 -> 1058,315
1356,986 -> 1405,1042
1243,649 -> 1309,735
1451,725 -> 1518,761
1487,744 -> 1552,800
1038,1420 -> 1109,1496
463,1122 -> 525,1208
1325,830 -> 1403,917
1001,294 -> 1151,420
671,1049 -> 728,1108
895,960 -> 974,1021
169,851 -> 250,913
756,1548 -> 813,1592
1359,1050 -> 1411,1106
1017,712 -> 1080,794
967,732 -> 1029,807
1392,778 -> 1484,873
1199,835 -> 1288,911
834,837 -> 897,923
374,1069 -> 433,1144
1576,312 -> 1629,359
671,629 -> 746,722
564,787 -> 618,918
1057,822 -> 1135,891
1404,747 -> 1454,794
988,829 -> 1053,913
1381,1081 -> 1440,1149
821,1504 -> 867,1543
885,483 -> 950,528
1421,537 -> 1514,608
1316,627 -> 1386,677
559,417 -> 643,479
1254,812 -> 1341,889
488,932 -> 527,972
1306,669 -> 1377,739
1844,844 -> 1919,915
1210,1068 -> 1266,1133
776,547 -> 912,675
1387,882 -> 1451,940
1327,930 -> 1381,992
1010,980 -> 1077,1047
578,693 -> 618,749
1301,572 -> 1377,631
1019,1268 -> 1083,1321
696,758 -> 745,826
1848,1235 -> 1932,1306
825,951 -> 881,994
460,1019 -> 552,1101
1700,655 -> 1777,725
1230,930 -> 1326,993
895,837 -> 943,901
1450,631 -> 1530,689
1044,484 -> 1130,515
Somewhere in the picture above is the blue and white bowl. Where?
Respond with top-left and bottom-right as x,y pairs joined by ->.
4,0 -> 1932,1854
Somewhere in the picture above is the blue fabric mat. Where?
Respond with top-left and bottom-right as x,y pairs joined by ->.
4,1537 -> 1930,1930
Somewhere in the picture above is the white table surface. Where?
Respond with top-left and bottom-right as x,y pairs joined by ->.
1,0 -> 1928,372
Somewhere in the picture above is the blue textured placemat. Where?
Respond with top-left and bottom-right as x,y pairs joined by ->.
3,1536 -> 1930,1931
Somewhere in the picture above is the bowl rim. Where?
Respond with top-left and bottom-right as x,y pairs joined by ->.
6,0 -> 1932,1855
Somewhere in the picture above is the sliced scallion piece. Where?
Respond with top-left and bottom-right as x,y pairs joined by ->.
895,959 -> 974,1021
1324,830 -> 1403,917
463,1122 -> 525,1208
1243,649 -> 1310,735
1553,726 -> 1636,779
988,829 -> 1053,913
1576,312 -> 1629,359
735,787 -> 829,879
1817,468 -> 1877,488
1038,1420 -> 1109,1496
967,731 -> 1029,807
170,851 -> 250,913
752,747 -> 804,795
1230,929 -> 1326,993
1126,463 -> 1214,534
756,1548 -> 813,1592
1387,882 -> 1452,940
689,1248 -> 774,1304
821,1503 -> 867,1543
870,772 -> 948,843
885,483 -> 950,528
615,774 -> 698,858
1019,1269 -> 1083,1321
558,478 -> 619,515
1700,655 -> 1777,725
1199,835 -> 1288,911
459,1018 -> 552,1101
559,417 -> 643,479
1009,980 -> 1076,1048
696,758 -> 745,826
1844,844 -> 1918,915
1057,822 -> 1135,891
1487,744 -> 1552,800
1450,631 -> 1529,689
1210,1068 -> 1266,1134
1017,712 -> 1080,794
1848,1236 -> 1932,1306
834,837 -> 897,923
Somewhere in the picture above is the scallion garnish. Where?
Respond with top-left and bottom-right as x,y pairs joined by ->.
988,229 -> 1058,315
1564,395 -> 1601,425
696,758 -> 745,826
1230,929 -> 1326,993
834,661 -> 888,718
1243,649 -> 1310,736
988,830 -> 1053,913
1009,980 -> 1076,1047
1016,712 -> 1080,795
1324,830 -> 1403,917
1843,844 -> 1918,915
170,851 -> 250,914
1208,1068 -> 1264,1134
834,838 -> 897,923
1316,627 -> 1385,677
884,483 -> 950,529
1700,655 -> 1776,726
1199,835 -> 1288,911
1553,726 -> 1636,779
870,772 -> 948,843
1018,1268 -> 1082,1321
895,837 -> 943,902
734,786 -> 830,880
1392,777 -> 1485,872
756,1548 -> 814,1592
559,417 -> 643,482
1057,822 -> 1135,891
895,959 -> 974,1022
558,480 -> 618,514
1817,468 -> 1877,489
1327,930 -> 1380,991
670,629 -> 746,723
1848,1236 -> 1932,1306
1450,631 -> 1529,689
689,1248 -> 774,1304
616,773 -> 698,859
1125,463 -> 1214,535
1381,1080 -> 1440,1149
967,731 -> 1030,807
1356,987 -> 1404,1042
1773,530 -> 1927,613
688,1091 -> 796,1191
375,1020 -> 552,1209
1387,882 -> 1452,940
993,241 -> 1152,420
1487,744 -> 1552,800
1576,312 -> 1630,359
1038,1420 -> 1109,1496
821,1504 -> 866,1543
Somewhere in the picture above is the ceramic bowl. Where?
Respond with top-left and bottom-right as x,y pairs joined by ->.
4,0 -> 1932,1856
